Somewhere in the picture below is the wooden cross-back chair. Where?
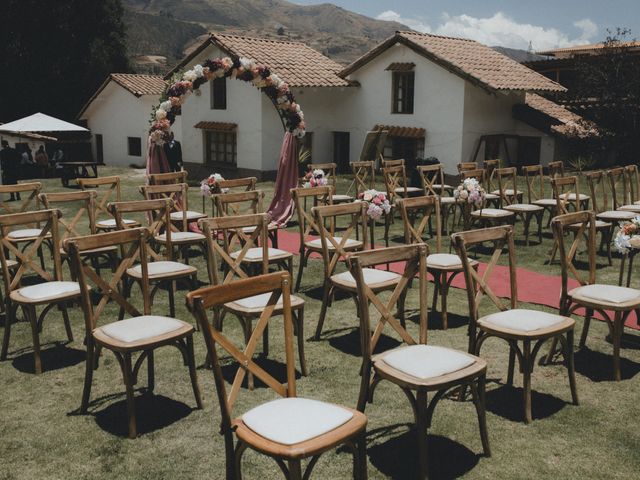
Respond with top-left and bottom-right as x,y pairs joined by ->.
550,176 -> 612,264
0,209 -> 79,375
346,160 -> 375,198
398,195 -> 478,330
550,164 -> 589,208
547,160 -> 565,178
109,199 -> 198,317
453,225 -> 578,423
147,170 -> 187,185
460,168 -> 500,210
522,165 -> 557,226
348,243 -> 490,478
200,214 -> 307,382
290,186 -> 336,292
460,168 -> 514,229
457,162 -> 478,174
606,167 -> 640,214
547,211 -> 640,381
416,164 -> 457,235
208,176 -> 258,215
624,164 -> 640,205
187,272 -> 368,480
484,159 -> 500,192
312,202 -> 401,340
39,190 -> 117,272
65,227 -> 201,438
309,162 -> 353,204
496,167 -> 544,245
381,158 -> 404,168
78,175 -> 140,231
213,189 -> 280,248
382,165 -> 421,207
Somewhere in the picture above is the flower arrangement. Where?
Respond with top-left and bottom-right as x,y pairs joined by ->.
359,189 -> 391,220
453,178 -> 486,208
200,173 -> 225,196
303,169 -> 328,188
150,56 -> 305,145
614,216 -> 640,253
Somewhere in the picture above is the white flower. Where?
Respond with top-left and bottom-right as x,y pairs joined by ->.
183,70 -> 197,82
155,109 -> 167,121
459,189 -> 469,200
240,57 -> 255,70
193,64 -> 204,77
160,100 -> 172,112
615,232 -> 631,253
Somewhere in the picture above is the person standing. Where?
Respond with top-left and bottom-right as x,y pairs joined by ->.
34,145 -> 49,178
0,140 -> 21,200
163,132 -> 183,172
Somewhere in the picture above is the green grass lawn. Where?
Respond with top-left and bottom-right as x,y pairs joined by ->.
1,166 -> 639,479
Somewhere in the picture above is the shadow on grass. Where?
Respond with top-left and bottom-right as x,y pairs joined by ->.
574,347 -> 640,382
367,424 -> 481,479
325,327 -> 401,357
219,356 -> 301,389
11,342 -> 85,374
93,392 -> 194,437
485,384 -> 567,422
427,311 -> 469,331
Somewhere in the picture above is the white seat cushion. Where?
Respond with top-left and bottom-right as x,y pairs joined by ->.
635,200 -> 640,206
332,267 -> 400,286
242,224 -> 278,233
533,199 -> 557,206
505,203 -> 541,211
156,231 -> 205,242
432,184 -> 453,190
130,261 -> 192,276
170,210 -> 204,220
618,205 -> 640,212
307,237 -> 362,249
559,193 -> 589,200
231,292 -> 307,310
96,218 -> 137,227
440,196 -> 457,204
491,189 -> 522,196
382,344 -> 475,379
394,187 -> 421,193
242,397 -> 353,446
100,315 -> 184,343
597,210 -> 635,220
332,194 -> 353,201
230,247 -> 290,260
484,193 -> 500,200
481,309 -> 567,332
574,284 -> 640,304
8,228 -> 42,239
18,281 -> 80,301
427,253 -> 462,268
472,208 -> 512,217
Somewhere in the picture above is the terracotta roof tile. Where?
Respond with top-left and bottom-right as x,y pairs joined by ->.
194,121 -> 238,131
374,124 -> 425,139
537,41 -> 640,56
110,74 -> 166,96
521,93 -> 596,136
341,31 -> 566,93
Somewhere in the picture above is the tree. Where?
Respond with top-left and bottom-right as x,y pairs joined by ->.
0,0 -> 131,122
567,29 -> 640,164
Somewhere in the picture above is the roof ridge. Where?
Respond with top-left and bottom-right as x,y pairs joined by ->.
397,30 -> 477,43
111,73 -> 164,79
211,32 -> 311,48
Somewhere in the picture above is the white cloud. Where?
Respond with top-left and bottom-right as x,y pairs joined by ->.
376,10 -> 598,51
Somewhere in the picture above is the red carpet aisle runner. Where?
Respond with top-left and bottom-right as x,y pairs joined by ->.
275,229 -> 640,330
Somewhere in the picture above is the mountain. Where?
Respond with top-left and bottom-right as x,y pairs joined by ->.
122,0 -> 407,72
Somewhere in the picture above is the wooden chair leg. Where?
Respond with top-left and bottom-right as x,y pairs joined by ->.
354,431 -> 368,480
120,352 -> 137,438
288,459 -> 303,480
186,335 -> 203,409
564,330 -> 579,404
1,301 -> 13,360
612,311 -> 623,381
295,308 -> 308,376
314,282 -> 332,340
522,340 -> 532,424
81,341 -> 95,413
416,390 -> 429,479
168,280 -> 176,318
26,305 -> 42,375
506,344 -> 516,385
294,249 -> 308,293
147,350 -> 155,392
543,336 -> 559,365
440,272 -> 449,330
60,303 -> 74,342
470,375 -> 491,457
579,309 -> 593,349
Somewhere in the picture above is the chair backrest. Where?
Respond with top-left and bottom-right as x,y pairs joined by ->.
457,162 -> 478,174
624,165 -> 640,203
199,213 -> 269,285
213,190 -> 264,218
496,167 -> 518,207
78,175 -> 122,224
522,165 -> 546,203
347,244 -> 428,357
551,176 -> 582,215
382,158 -> 404,168
108,198 -> 175,261
548,160 -> 565,178
398,196 -> 441,253
0,182 -> 42,215
382,165 -> 409,202
551,211 -> 597,307
308,162 -> 337,190
39,190 -> 97,244
484,159 -> 500,191
65,228 -> 150,334
147,170 -> 187,185
460,168 -> 485,182
0,209 -> 64,294
312,202 -> 367,279
417,164 -> 446,197
585,170 -> 608,213
186,271 -> 297,437
140,183 -> 190,230
607,167 -> 629,209
291,186 -> 333,251
348,160 -> 375,197
452,226 -> 517,326
218,177 -> 257,192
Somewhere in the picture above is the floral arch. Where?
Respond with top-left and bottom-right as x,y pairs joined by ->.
147,56 -> 305,225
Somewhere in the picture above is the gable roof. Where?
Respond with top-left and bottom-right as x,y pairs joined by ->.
340,31 -> 566,93
165,33 -> 350,88
516,93 -> 596,137
77,73 -> 165,119
537,41 -> 640,57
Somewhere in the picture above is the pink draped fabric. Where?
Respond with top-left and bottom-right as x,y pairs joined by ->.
145,139 -> 170,176
267,132 -> 299,226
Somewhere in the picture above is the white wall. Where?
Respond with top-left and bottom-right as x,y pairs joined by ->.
343,43 -> 466,173
81,81 -> 158,166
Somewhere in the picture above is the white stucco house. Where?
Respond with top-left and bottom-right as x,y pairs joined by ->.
80,31 -> 585,177
78,74 -> 167,166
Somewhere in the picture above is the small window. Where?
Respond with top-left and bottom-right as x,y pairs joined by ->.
211,77 -> 227,110
392,71 -> 415,114
127,137 -> 142,157
204,129 -> 236,165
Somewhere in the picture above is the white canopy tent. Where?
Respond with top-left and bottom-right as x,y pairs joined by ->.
0,112 -> 88,133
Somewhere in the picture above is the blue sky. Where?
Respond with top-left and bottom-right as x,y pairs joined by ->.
293,0 -> 639,51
